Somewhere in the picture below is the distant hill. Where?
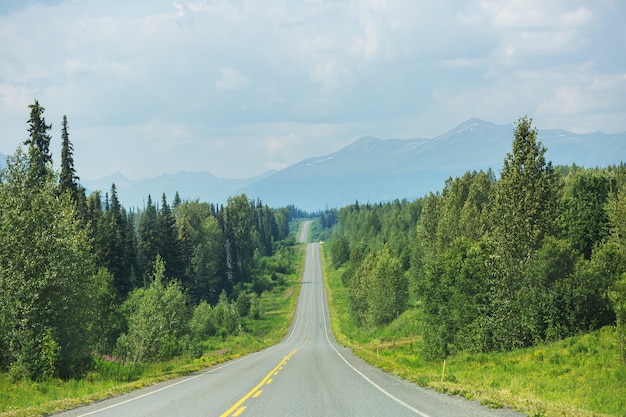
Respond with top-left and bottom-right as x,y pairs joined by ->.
237,119 -> 626,211
7,119 -> 625,211
81,170 -> 275,209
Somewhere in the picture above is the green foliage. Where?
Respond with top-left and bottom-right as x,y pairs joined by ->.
491,116 -> 561,261
24,100 -> 52,183
116,256 -> 190,362
89,268 -> 125,355
189,301 -> 218,341
236,291 -> 251,317
609,274 -> 626,362
349,246 -> 408,328
561,169 -> 611,258
0,148 -> 96,380
331,236 -> 350,268
486,117 -> 563,351
323,242 -> 626,417
213,291 -> 241,337
331,116 -> 624,361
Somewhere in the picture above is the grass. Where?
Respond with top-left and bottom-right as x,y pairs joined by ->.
320,242 -> 626,417
0,244 -> 305,417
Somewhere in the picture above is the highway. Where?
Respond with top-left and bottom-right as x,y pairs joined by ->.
55,222 -> 524,417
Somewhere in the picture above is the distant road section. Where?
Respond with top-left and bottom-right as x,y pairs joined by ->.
298,220 -> 311,243
54,240 -> 523,417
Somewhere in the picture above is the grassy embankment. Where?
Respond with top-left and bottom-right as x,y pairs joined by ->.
320,242 -> 626,417
0,242 -> 306,417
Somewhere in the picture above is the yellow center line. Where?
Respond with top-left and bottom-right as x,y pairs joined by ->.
220,243 -> 317,417
219,349 -> 297,417
232,407 -> 246,417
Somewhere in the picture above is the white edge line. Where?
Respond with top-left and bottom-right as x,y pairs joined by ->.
74,241 -> 311,417
75,353 -> 254,417
315,243 -> 432,417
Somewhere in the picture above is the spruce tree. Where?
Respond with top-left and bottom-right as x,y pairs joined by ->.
59,115 -> 87,218
138,195 -> 159,286
24,100 -> 53,182
157,193 -> 182,281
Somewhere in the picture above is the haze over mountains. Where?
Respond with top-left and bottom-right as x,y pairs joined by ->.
3,119 -> 625,211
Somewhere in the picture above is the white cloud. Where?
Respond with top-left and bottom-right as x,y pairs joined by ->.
0,0 -> 624,181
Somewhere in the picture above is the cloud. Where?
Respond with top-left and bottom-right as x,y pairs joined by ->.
0,0 -> 624,181
215,68 -> 251,91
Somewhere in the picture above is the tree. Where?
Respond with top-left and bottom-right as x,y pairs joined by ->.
349,246 -> 408,328
491,116 -> 561,262
115,255 -> 189,362
107,184 -> 134,295
0,149 -> 96,379
89,268 -> 125,355
138,195 -> 159,286
367,246 -> 408,327
562,170 -> 610,259
157,193 -> 182,282
487,116 -> 562,350
59,115 -> 85,209
331,236 -> 350,268
24,100 -> 53,182
222,195 -> 254,285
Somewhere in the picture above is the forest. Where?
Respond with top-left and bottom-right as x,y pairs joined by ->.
2,100 -> 625,389
0,101 -> 300,381
327,116 -> 626,361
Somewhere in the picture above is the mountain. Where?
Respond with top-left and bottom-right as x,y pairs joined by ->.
81,170 -> 275,209
238,118 -> 626,210
40,119 -> 626,211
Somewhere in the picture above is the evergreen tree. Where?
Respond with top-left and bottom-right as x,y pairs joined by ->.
24,100 -> 53,183
59,115 -> 80,200
101,184 -> 133,296
138,195 -> 159,286
157,193 -> 182,281
173,191 -> 182,209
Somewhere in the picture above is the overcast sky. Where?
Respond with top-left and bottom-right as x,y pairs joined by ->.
1,0 -> 625,180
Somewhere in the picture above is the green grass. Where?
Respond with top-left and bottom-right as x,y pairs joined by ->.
0,245 -> 305,417
320,243 -> 626,417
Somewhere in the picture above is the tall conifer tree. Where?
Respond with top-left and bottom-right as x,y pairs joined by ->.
24,100 -> 53,182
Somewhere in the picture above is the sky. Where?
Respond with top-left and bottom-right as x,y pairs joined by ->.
0,0 -> 625,180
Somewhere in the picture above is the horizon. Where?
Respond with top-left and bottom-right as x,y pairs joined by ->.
1,116 -> 625,182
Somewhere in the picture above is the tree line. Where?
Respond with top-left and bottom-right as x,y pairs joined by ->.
0,101 -> 297,380
329,116 -> 626,360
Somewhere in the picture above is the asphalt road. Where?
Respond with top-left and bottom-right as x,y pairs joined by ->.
55,225 -> 525,417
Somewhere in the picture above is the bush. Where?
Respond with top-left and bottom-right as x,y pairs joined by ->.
115,256 -> 190,362
189,301 -> 217,341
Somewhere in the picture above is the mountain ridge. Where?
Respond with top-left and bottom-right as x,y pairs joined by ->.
2,119 -> 625,211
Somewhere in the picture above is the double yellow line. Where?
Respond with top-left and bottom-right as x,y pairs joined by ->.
221,244 -> 317,417
219,349 -> 298,417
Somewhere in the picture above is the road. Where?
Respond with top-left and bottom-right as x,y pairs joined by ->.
55,222 -> 524,417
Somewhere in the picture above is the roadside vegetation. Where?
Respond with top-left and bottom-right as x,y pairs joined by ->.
322,243 -> 626,417
318,116 -> 626,417
0,240 -> 304,417
2,102 -> 625,417
0,100 -> 307,416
